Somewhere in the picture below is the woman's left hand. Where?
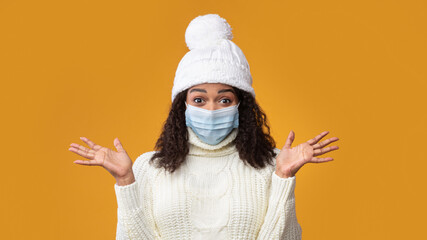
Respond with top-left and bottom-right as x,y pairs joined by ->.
275,130 -> 340,178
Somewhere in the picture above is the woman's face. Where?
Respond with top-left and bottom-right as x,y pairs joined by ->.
186,83 -> 238,110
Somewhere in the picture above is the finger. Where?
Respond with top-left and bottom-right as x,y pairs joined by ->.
69,145 -> 95,157
283,130 -> 295,149
306,131 -> 329,145
73,159 -> 101,166
80,137 -> 102,151
68,146 -> 95,159
69,143 -> 96,155
313,145 -> 339,156
312,137 -> 339,149
114,138 -> 126,153
309,157 -> 334,163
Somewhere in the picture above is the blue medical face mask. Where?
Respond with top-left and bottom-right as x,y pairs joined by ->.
185,102 -> 240,145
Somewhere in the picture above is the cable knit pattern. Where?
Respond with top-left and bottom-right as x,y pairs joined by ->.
114,127 -> 302,239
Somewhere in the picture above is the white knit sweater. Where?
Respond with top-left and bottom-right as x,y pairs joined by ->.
114,127 -> 302,239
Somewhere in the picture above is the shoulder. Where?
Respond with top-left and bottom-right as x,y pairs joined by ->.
253,147 -> 281,182
132,151 -> 159,179
134,151 -> 158,162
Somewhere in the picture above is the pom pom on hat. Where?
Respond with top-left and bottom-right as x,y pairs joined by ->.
185,14 -> 233,50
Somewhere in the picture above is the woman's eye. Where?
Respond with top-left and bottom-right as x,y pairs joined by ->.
194,98 -> 203,103
220,99 -> 231,104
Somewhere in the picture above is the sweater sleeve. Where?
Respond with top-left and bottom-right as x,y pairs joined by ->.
256,171 -> 302,240
114,152 -> 160,240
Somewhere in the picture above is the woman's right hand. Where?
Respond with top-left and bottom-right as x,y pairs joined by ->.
68,137 -> 135,186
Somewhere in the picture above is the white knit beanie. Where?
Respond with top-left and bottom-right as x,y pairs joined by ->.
171,13 -> 255,102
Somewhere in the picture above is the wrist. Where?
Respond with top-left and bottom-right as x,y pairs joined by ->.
115,172 -> 135,186
275,168 -> 294,179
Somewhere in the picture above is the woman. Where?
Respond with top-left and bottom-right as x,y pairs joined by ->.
69,14 -> 340,240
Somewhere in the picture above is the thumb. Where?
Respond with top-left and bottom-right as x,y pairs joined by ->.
114,138 -> 126,153
283,130 -> 295,149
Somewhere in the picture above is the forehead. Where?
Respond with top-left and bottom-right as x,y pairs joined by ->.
188,83 -> 233,91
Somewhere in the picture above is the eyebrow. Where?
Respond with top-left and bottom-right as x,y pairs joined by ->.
189,88 -> 207,93
218,89 -> 235,94
189,88 -> 235,94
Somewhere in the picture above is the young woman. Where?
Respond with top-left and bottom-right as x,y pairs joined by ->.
69,14 -> 340,240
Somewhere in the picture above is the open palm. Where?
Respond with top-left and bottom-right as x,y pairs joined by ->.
275,130 -> 340,178
68,137 -> 133,181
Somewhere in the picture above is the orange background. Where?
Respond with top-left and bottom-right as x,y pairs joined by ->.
1,0 -> 426,239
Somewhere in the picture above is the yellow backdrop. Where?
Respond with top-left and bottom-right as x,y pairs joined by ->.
1,0 -> 426,239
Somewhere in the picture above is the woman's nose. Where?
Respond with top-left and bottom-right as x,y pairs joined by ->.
204,102 -> 218,111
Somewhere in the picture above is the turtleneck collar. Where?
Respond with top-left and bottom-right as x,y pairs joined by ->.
187,127 -> 238,157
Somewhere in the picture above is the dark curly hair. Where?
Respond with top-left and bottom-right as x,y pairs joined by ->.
150,87 -> 277,173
